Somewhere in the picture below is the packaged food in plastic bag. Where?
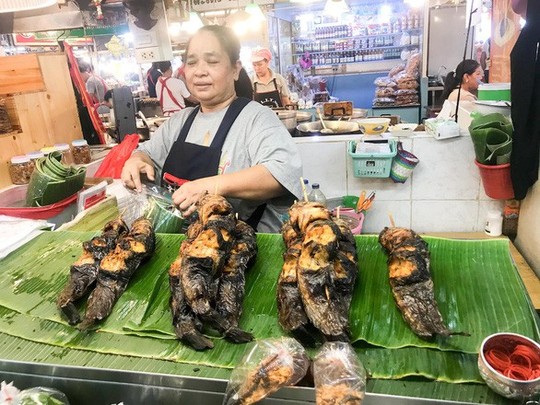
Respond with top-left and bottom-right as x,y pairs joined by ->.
13,387 -> 69,405
223,337 -> 310,405
119,184 -> 184,233
313,342 -> 367,405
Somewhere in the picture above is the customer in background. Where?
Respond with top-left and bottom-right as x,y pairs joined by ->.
96,89 -> 113,114
155,61 -> 198,116
440,59 -> 483,103
251,47 -> 291,108
146,62 -> 161,98
78,62 -> 107,106
121,25 -> 303,233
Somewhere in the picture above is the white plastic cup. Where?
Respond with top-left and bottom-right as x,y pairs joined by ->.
485,210 -> 503,237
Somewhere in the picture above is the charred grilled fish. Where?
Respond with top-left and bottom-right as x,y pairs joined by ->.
57,218 -> 128,325
277,222 -> 317,346
214,220 -> 256,343
79,217 -> 155,330
379,227 -> 464,339
169,194 -> 257,350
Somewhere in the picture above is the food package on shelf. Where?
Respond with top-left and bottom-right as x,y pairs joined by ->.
223,337 -> 310,405
313,342 -> 367,405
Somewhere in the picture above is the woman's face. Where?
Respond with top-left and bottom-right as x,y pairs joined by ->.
184,31 -> 240,110
465,66 -> 484,90
252,59 -> 269,77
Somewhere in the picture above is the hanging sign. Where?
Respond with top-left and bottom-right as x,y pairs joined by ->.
14,32 -> 93,46
192,0 -> 273,13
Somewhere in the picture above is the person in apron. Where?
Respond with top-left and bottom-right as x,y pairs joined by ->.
121,26 -> 303,233
155,61 -> 196,117
251,47 -> 291,108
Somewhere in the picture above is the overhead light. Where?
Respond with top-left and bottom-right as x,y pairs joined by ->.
182,11 -> 204,33
323,0 -> 350,16
245,0 -> 265,22
0,0 -> 56,13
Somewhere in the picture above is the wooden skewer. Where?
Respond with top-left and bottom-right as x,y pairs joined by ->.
300,177 -> 308,202
336,206 -> 341,219
388,212 -> 395,228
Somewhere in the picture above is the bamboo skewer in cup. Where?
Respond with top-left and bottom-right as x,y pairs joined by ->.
300,177 -> 309,202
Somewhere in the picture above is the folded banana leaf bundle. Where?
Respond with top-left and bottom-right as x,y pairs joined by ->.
26,151 -> 86,207
468,113 -> 513,165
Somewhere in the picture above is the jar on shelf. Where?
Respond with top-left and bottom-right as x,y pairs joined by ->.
54,143 -> 74,165
40,146 -> 57,156
71,139 -> 91,164
26,150 -> 44,163
9,155 -> 34,185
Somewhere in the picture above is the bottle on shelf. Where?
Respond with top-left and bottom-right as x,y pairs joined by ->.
308,183 -> 327,206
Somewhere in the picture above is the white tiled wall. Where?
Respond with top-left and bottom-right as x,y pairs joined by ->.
298,133 -> 500,233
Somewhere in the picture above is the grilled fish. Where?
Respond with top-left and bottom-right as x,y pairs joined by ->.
57,218 -> 128,325
277,222 -> 317,346
379,227 -> 464,339
297,218 -> 351,341
213,220 -> 256,343
79,217 -> 155,330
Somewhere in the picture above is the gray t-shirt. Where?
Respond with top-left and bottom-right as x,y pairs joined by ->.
138,100 -> 303,233
86,75 -> 106,102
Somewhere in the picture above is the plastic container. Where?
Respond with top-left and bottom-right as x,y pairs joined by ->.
348,139 -> 397,178
390,141 -> 419,183
485,210 -> 503,237
478,83 -> 511,102
308,183 -> 327,206
9,155 -> 34,185
475,160 -> 514,200
26,150 -> 44,163
54,143 -> 74,165
40,146 -> 57,156
72,139 -> 92,164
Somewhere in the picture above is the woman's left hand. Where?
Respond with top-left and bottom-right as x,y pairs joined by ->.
172,178 -> 216,217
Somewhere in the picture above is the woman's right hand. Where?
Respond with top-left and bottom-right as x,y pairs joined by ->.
121,154 -> 155,192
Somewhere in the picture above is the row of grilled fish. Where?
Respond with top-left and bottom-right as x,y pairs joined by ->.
57,217 -> 155,329
277,201 -> 358,345
168,194 -> 257,350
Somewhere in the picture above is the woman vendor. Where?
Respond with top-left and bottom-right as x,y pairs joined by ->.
121,25 -> 303,233
251,48 -> 291,108
440,59 -> 484,103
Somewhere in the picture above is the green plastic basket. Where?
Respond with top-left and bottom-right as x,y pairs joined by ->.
348,139 -> 397,178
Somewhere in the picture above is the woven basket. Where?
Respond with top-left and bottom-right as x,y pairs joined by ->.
390,141 -> 419,183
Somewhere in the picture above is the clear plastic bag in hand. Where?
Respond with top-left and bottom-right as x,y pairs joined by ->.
313,342 -> 367,405
121,184 -> 184,233
13,386 -> 69,405
223,337 -> 310,405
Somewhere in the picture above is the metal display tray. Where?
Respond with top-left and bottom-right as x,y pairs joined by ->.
0,359 -> 484,405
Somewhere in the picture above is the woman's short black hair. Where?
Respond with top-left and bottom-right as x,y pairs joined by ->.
157,61 -> 172,73
440,59 -> 481,102
187,25 -> 240,66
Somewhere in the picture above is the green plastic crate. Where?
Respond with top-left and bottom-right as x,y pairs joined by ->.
348,139 -> 397,178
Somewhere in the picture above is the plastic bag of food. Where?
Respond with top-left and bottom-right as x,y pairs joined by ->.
313,342 -> 367,405
373,77 -> 396,87
13,387 -> 69,405
223,337 -> 310,405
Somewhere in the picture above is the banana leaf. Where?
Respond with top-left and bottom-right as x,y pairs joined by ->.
0,231 -> 537,386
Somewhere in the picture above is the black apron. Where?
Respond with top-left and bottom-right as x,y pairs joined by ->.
161,97 -> 267,229
510,0 -> 540,199
253,78 -> 283,108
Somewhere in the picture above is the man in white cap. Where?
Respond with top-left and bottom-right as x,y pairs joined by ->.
251,47 -> 291,108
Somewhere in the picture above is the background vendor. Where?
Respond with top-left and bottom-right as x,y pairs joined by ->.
440,59 -> 484,103
251,47 -> 291,108
121,25 -> 303,233
155,61 -> 198,116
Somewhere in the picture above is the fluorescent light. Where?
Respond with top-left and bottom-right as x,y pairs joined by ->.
323,0 -> 350,16
245,1 -> 265,22
0,0 -> 56,13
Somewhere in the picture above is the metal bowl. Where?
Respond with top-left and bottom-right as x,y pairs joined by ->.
296,120 -> 362,137
478,332 -> 540,400
324,108 -> 369,120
